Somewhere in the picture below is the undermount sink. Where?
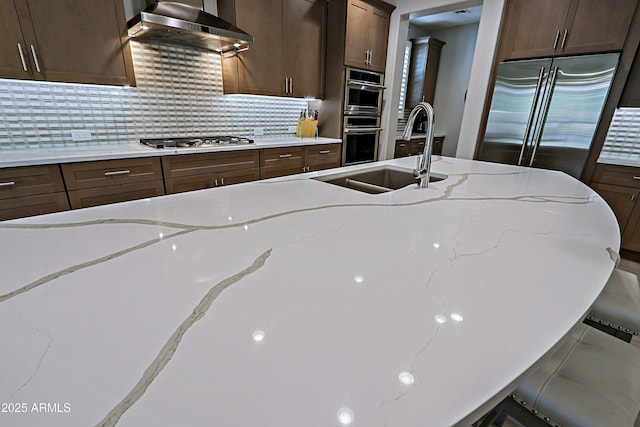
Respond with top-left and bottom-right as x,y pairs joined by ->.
313,165 -> 447,194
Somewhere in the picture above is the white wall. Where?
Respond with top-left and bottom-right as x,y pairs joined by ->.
430,23 -> 479,156
382,0 -> 505,160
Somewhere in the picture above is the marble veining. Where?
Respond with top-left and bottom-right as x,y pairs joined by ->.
97,249 -> 272,427
0,156 -> 620,426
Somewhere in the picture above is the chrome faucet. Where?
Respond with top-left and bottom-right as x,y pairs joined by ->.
401,102 -> 435,188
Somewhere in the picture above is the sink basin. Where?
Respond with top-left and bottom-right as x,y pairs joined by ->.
313,165 -> 447,194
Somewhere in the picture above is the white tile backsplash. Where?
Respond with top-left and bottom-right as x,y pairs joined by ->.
0,41 -> 308,150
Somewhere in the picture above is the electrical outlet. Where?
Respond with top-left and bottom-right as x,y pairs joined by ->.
71,129 -> 92,141
253,127 -> 264,136
287,126 -> 297,133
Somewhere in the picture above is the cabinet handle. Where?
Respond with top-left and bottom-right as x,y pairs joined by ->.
632,194 -> 636,201
220,177 -> 224,185
30,45 -> 40,73
289,78 -> 293,94
0,181 -> 16,187
215,178 -> 219,186
368,50 -> 372,65
560,29 -> 568,49
553,30 -> 560,49
319,150 -> 331,154
17,44 -> 27,71
398,143 -> 406,147
279,154 -> 292,158
104,170 -> 130,176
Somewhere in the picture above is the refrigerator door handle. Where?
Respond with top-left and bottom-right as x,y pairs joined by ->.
529,66 -> 559,167
518,67 -> 547,166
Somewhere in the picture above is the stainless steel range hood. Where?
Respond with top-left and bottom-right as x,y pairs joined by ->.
128,0 -> 253,54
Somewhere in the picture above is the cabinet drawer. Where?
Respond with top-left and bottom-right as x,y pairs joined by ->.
0,164 -> 66,200
261,147 -> 305,168
306,144 -> 341,167
0,192 -> 69,221
67,181 -> 165,209
592,164 -> 640,188
162,150 -> 260,179
61,157 -> 163,191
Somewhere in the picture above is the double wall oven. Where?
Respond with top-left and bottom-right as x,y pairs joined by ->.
342,68 -> 385,165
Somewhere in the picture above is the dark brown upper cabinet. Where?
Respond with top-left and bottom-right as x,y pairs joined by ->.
501,0 -> 638,61
344,0 -> 393,72
219,0 -> 327,98
0,0 -> 135,86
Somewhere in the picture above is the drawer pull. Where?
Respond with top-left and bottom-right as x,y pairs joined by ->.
279,154 -> 292,158
0,181 -> 16,187
633,176 -> 640,180
398,143 -> 406,147
319,150 -> 331,154
104,170 -> 131,176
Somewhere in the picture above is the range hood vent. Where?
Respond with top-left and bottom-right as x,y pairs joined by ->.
128,1 -> 253,54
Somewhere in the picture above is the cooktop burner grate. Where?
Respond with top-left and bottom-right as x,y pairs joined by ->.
141,136 -> 254,149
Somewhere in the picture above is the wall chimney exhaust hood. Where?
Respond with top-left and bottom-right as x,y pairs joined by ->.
128,0 -> 253,54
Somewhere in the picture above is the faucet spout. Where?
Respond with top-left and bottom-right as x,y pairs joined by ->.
401,102 -> 435,188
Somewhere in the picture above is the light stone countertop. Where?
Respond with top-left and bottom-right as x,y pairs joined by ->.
0,136 -> 342,168
0,156 -> 619,426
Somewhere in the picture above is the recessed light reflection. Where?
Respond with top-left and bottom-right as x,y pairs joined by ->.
337,407 -> 354,425
450,313 -> 464,322
228,216 -> 233,221
432,242 -> 440,249
158,233 -> 164,239
398,371 -> 414,385
171,244 -> 177,252
434,315 -> 447,324
354,275 -> 364,284
252,330 -> 265,342
243,224 -> 249,231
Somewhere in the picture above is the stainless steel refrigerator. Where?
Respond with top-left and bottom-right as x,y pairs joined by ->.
479,53 -> 620,178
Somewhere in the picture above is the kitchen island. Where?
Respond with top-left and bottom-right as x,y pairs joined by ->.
0,156 -> 620,426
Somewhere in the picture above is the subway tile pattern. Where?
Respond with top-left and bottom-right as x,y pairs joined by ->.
600,108 -> 640,162
0,41 -> 307,150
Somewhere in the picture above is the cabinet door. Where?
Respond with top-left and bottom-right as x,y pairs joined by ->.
284,0 -> 326,98
561,0 -> 638,55
592,182 -> 638,234
622,203 -> 640,252
0,0 -> 32,80
231,0 -> 285,96
15,0 -> 134,85
366,5 -> 390,72
502,0 -> 572,60
394,140 -> 411,158
345,0 -> 370,69
305,144 -> 341,171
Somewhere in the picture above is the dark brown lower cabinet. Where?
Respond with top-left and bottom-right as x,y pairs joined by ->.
591,163 -> 640,252
162,150 -> 260,194
260,144 -> 342,179
394,136 -> 444,159
0,164 -> 69,220
62,157 -> 165,209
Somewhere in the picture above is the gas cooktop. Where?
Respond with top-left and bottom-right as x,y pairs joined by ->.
141,136 -> 254,149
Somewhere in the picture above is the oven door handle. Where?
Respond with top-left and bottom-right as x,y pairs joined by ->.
347,80 -> 386,90
344,127 -> 383,133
